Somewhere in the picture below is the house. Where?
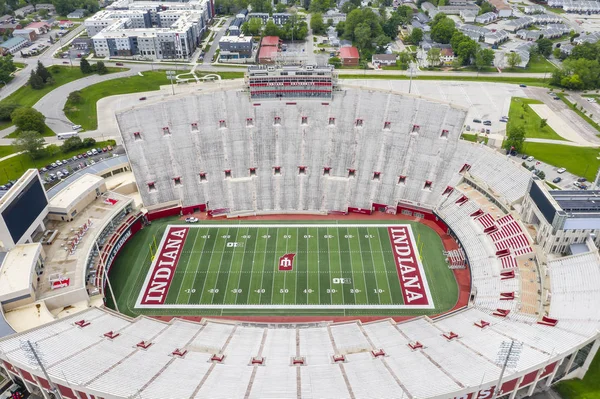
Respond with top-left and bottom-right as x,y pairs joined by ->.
228,17 -> 244,35
421,2 -> 437,14
484,29 -> 508,46
573,32 -> 600,45
0,23 -> 20,34
437,4 -> 480,15
531,13 -> 561,24
25,22 -> 50,35
488,0 -> 512,17
440,48 -> 455,64
460,9 -> 477,23
458,24 -> 489,40
372,53 -> 397,66
272,13 -> 290,25
516,29 -> 542,41
71,37 -> 93,50
504,16 -> 533,32
67,9 -> 87,19
340,46 -> 359,66
414,12 -> 430,24
449,0 -> 468,5
258,36 -> 281,64
475,12 -> 498,24
12,28 -> 36,42
15,3 -> 54,17
340,39 -> 353,47
560,43 -> 573,56
59,20 -> 74,29
248,13 -> 270,24
524,4 -> 546,14
219,35 -> 253,59
324,9 -> 346,25
495,42 -> 533,68
0,37 -> 27,54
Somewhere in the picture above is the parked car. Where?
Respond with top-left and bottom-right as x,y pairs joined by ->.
83,152 -> 88,158
107,145 -> 113,151
472,118 -> 482,123
587,97 -> 596,103
521,154 -> 528,160
57,171 -> 63,178
116,62 -> 124,66
62,159 -> 68,164
527,156 -> 534,162
77,154 -> 83,159
62,169 -> 69,175
557,168 -> 566,174
72,156 -> 78,161
519,84 -> 527,87
139,97 -> 147,101
51,162 -> 57,168
185,217 -> 199,223
72,124 -> 82,130
92,149 -> 98,155
578,177 -> 587,182
553,177 -> 562,183
102,147 -> 108,152
483,120 -> 491,126
87,150 -> 93,156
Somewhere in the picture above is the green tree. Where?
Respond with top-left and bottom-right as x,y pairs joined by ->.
68,90 -> 83,104
475,48 -> 494,70
397,50 -> 411,69
308,0 -> 331,12
38,8 -> 49,18
478,1 -> 493,14
0,104 -> 20,121
310,12 -> 325,34
61,136 -> 83,152
250,0 -> 272,13
28,70 -> 44,90
506,51 -> 522,69
335,20 -> 345,36
328,56 -> 342,68
569,42 -> 595,60
540,118 -> 547,128
503,124 -> 526,152
11,107 -> 45,133
37,63 -> 51,85
264,20 -> 280,36
430,16 -> 455,44
327,18 -> 333,26
409,28 -> 423,44
354,22 -> 372,50
275,2 -> 287,12
455,39 -> 478,64
0,56 -> 15,83
12,130 -> 46,159
80,58 -> 92,74
537,37 -> 553,58
427,47 -> 441,67
95,60 -> 108,74
83,137 -> 96,147
245,17 -> 262,35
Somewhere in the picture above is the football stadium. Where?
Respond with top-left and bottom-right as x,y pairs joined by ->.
0,64 -> 597,399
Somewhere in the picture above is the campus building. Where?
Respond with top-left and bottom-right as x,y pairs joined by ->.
87,0 -> 212,60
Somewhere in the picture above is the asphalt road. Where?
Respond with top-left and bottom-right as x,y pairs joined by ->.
203,16 -> 232,64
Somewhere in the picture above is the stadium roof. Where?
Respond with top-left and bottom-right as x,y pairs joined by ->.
46,155 -> 129,199
49,174 -> 104,210
0,243 -> 40,303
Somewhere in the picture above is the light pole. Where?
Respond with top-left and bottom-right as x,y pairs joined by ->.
408,62 -> 417,94
492,340 -> 523,399
21,340 -> 63,399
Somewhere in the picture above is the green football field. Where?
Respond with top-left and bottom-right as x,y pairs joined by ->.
108,219 -> 459,318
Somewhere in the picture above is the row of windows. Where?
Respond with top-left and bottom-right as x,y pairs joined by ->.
145,169 -> 433,191
131,121 -> 450,136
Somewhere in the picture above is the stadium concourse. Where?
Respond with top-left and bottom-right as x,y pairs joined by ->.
0,67 -> 597,399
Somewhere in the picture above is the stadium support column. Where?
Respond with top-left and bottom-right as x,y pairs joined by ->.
580,338 -> 600,377
492,341 -> 522,399
26,341 -> 63,399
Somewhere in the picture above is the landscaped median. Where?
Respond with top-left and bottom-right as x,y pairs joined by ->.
0,64 -> 127,132
336,73 -> 554,87
63,71 -> 244,131
508,97 -> 565,141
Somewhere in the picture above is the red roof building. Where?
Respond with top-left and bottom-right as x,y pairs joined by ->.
340,46 -> 359,67
259,36 -> 281,65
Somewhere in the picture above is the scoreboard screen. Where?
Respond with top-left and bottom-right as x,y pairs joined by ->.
2,177 -> 47,243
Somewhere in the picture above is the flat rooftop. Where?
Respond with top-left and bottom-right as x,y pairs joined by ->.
39,191 -> 132,300
49,173 -> 104,210
550,190 -> 600,213
0,243 -> 40,301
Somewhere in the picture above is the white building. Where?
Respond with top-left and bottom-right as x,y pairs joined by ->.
484,29 -> 509,45
522,179 -> 600,254
460,9 -> 477,22
88,0 -> 212,60
325,9 -> 346,25
524,4 -> 547,13
475,11 -> 498,24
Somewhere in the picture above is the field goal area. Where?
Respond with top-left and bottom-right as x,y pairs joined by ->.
135,224 -> 435,310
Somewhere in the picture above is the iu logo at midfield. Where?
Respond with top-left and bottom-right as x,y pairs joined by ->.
278,254 -> 295,271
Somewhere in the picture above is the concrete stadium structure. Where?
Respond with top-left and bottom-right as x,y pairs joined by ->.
0,80 -> 597,399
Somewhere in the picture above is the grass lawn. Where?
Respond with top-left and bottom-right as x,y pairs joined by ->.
502,54 -> 557,74
64,71 -> 244,130
107,219 -> 457,318
6,124 -> 55,138
461,133 -> 488,144
555,351 -> 600,399
0,65 -> 125,109
0,146 -> 16,159
508,97 -> 565,141
522,142 -> 600,181
0,139 -> 115,185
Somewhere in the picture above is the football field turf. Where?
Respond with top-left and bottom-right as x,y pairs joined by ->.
109,219 -> 459,317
